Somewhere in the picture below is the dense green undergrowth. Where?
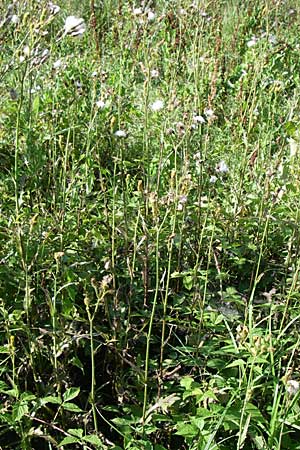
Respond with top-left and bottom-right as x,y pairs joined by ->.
1,0 -> 300,449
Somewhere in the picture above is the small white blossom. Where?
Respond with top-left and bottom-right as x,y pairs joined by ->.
64,16 -> 86,37
150,100 -> 164,111
53,59 -> 62,69
48,2 -> 60,15
286,380 -> 300,396
247,36 -> 258,47
96,100 -> 107,109
147,10 -> 156,21
289,138 -> 298,157
115,130 -> 127,137
23,45 -> 30,57
150,69 -> 159,78
268,34 -> 277,44
216,160 -> 229,174
193,115 -> 205,124
204,108 -> 215,118
10,15 -> 19,24
210,175 -> 217,183
133,7 -> 143,15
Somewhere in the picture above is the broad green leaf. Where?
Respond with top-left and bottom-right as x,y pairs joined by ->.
180,376 -> 194,390
83,434 -> 103,447
63,387 -> 80,403
226,359 -> 246,368
175,422 -> 198,438
59,436 -> 80,446
67,428 -> 83,438
41,395 -> 62,405
13,402 -> 28,421
62,402 -> 83,412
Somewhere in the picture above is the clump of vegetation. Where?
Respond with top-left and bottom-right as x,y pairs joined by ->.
1,0 -> 300,449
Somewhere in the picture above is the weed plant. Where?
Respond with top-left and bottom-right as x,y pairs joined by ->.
1,0 -> 300,449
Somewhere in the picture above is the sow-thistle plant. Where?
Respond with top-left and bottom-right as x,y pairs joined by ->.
1,0 -> 300,448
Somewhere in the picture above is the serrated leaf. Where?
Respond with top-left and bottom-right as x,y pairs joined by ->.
62,402 -> 83,412
41,395 -> 62,405
175,422 -> 198,438
59,436 -> 80,446
83,434 -> 103,447
63,387 -> 80,403
67,428 -> 83,438
13,402 -> 28,421
180,376 -> 194,390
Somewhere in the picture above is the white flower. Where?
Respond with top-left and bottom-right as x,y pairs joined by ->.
150,69 -> 159,78
289,138 -> 298,157
147,10 -> 155,21
269,34 -> 277,44
48,2 -> 60,15
96,100 -> 107,109
23,45 -> 30,57
133,7 -> 142,15
193,115 -> 205,124
150,100 -> 164,111
210,175 -> 217,183
247,36 -> 257,47
286,380 -> 300,396
10,15 -> 19,24
204,108 -> 215,118
216,160 -> 229,174
53,59 -> 62,69
115,130 -> 127,137
64,16 -> 86,37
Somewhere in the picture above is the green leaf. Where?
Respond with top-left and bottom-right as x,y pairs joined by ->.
67,428 -> 83,438
83,434 -> 103,447
175,422 -> 198,438
183,275 -> 193,291
59,436 -> 81,446
12,401 -> 28,421
0,381 -> 9,392
0,346 -> 10,353
180,376 -> 194,390
41,395 -> 62,405
226,359 -> 246,368
62,402 -> 83,412
63,387 -> 80,403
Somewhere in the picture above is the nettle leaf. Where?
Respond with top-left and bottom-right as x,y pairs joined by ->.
59,436 -> 81,446
63,387 -> 80,403
12,401 -> 28,421
180,376 -> 194,390
41,395 -> 62,405
62,402 -> 83,412
67,428 -> 83,438
175,422 -> 198,438
83,434 -> 103,446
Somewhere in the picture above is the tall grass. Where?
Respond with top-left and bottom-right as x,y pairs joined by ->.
1,0 -> 300,449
